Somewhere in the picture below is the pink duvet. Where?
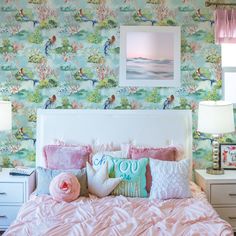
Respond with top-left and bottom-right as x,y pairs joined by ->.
4,183 -> 233,236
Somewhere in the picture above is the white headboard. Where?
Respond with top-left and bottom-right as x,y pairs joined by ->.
36,109 -> 192,168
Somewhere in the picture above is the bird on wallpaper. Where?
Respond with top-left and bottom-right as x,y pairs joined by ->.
44,95 -> 57,109
104,95 -> 115,109
18,68 -> 39,86
163,95 -> 174,110
19,9 -> 39,27
45,36 -> 56,56
79,68 -> 98,86
79,9 -> 97,26
196,9 -> 214,26
194,131 -> 213,144
104,36 -> 116,56
137,9 -> 157,26
18,127 -> 36,145
196,68 -> 215,86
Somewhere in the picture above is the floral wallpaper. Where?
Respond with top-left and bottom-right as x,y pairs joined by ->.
0,0 -> 234,168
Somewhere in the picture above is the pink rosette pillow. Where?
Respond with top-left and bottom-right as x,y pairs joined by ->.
49,173 -> 80,202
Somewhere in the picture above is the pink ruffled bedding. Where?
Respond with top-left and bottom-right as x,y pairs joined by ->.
4,183 -> 233,236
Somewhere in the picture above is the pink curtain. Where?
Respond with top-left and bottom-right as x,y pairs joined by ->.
215,9 -> 236,44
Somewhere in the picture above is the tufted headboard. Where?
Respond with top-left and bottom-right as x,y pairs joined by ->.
36,109 -> 192,169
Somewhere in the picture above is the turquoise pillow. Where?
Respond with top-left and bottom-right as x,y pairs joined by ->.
106,157 -> 148,198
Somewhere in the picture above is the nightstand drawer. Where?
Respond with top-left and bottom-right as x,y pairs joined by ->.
0,183 -> 24,203
211,184 -> 236,205
0,205 -> 21,227
214,207 -> 236,227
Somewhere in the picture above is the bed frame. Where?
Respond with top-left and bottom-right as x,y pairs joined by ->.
36,109 -> 192,169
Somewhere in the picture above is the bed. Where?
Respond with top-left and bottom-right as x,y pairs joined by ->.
3,110 -> 233,236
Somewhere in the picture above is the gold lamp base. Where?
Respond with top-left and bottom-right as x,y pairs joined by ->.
206,135 -> 224,175
206,167 -> 224,175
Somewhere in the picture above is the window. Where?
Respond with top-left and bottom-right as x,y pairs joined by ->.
221,44 -> 236,106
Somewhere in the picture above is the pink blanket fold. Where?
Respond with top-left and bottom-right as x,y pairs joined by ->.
4,183 -> 233,236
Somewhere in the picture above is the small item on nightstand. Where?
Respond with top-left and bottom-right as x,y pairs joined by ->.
9,167 -> 35,176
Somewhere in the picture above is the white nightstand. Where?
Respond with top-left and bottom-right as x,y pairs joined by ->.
195,169 -> 236,232
0,168 -> 35,230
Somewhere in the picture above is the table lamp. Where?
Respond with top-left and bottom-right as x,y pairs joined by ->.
198,101 -> 235,175
0,101 -> 12,171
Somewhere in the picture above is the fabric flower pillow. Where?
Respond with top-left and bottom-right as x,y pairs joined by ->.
43,145 -> 92,169
129,146 -> 178,192
107,157 -> 148,198
149,158 -> 191,200
49,173 -> 80,202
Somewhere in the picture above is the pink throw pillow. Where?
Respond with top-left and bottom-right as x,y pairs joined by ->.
43,145 -> 92,169
49,173 -> 80,202
130,146 -> 178,192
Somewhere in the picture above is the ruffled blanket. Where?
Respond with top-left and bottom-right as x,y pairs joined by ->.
3,183 -> 233,236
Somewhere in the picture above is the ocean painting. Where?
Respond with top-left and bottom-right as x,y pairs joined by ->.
119,26 -> 180,87
126,58 -> 173,80
126,31 -> 174,81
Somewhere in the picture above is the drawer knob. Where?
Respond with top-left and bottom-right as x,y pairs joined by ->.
228,193 -> 236,197
0,215 -> 7,218
0,192 -> 6,195
228,216 -> 236,220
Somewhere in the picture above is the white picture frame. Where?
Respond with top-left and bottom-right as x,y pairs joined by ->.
119,26 -> 181,87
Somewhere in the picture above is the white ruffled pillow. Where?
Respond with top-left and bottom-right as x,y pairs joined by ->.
149,158 -> 191,200
53,139 -> 131,158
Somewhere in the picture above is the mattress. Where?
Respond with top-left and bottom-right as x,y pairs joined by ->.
3,182 -> 233,236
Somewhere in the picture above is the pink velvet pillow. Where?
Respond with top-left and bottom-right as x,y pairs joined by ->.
130,146 -> 178,192
49,172 -> 80,202
43,145 -> 92,169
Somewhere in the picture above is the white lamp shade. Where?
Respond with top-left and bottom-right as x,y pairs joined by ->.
0,101 -> 12,131
198,101 -> 235,134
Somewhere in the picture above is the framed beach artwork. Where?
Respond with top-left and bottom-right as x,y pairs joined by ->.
119,26 -> 180,87
220,143 -> 236,170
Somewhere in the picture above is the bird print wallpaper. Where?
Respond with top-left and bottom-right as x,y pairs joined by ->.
0,0 -> 235,168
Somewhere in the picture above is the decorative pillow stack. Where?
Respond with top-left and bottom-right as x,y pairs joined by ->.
149,158 -> 191,200
37,142 -> 190,201
107,157 -> 148,198
129,146 -> 178,192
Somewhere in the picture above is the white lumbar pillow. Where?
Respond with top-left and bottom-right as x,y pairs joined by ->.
149,158 -> 192,200
86,162 -> 121,198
